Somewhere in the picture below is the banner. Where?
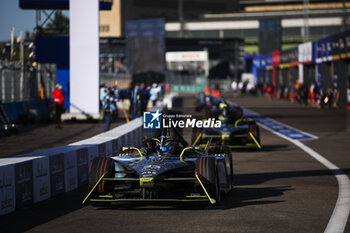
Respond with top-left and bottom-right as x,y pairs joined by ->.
33,157 -> 50,203
272,51 -> 280,67
87,146 -> 98,169
98,143 -> 106,157
64,151 -> 77,192
332,31 -> 350,60
288,47 -> 299,66
298,42 -> 313,64
0,165 -> 15,215
50,154 -> 65,196
76,148 -> 88,187
15,161 -> 33,208
315,36 -> 333,63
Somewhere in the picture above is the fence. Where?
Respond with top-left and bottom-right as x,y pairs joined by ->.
0,60 -> 56,103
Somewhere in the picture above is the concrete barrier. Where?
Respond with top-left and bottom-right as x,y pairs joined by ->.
0,93 -> 177,216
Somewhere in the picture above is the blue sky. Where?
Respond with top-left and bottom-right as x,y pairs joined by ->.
0,1 -> 36,41
0,1 -> 69,41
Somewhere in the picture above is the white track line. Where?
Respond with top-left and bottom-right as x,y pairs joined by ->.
258,123 -> 350,233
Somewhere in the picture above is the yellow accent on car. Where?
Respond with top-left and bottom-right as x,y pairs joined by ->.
89,198 -> 209,202
234,119 -> 249,127
218,115 -> 228,121
82,172 -> 107,204
192,133 -> 202,146
221,134 -> 230,140
180,147 -> 197,163
249,132 -> 261,149
219,103 -> 228,109
195,172 -> 215,204
140,177 -> 155,187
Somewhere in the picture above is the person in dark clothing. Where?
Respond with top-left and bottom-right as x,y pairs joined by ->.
128,81 -> 134,115
102,87 -> 117,132
52,84 -> 64,128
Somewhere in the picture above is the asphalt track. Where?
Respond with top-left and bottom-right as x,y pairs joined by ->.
1,95 -> 349,233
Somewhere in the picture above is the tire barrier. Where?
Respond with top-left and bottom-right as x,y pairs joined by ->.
0,94 -> 175,216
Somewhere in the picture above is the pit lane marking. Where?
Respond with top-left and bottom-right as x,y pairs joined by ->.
243,109 -> 318,141
243,108 -> 350,233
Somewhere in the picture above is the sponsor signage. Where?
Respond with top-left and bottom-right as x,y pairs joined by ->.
0,165 -> 15,215
15,161 -> 33,208
288,47 -> 299,66
272,51 -> 280,66
33,157 -> 50,203
279,50 -> 290,68
88,146 -> 98,169
143,110 -> 221,129
315,36 -> 332,63
50,154 -> 65,196
266,53 -> 273,68
64,151 -> 77,192
98,143 -> 106,157
76,148 -> 88,186
166,51 -> 208,62
298,42 -> 313,64
332,31 -> 350,60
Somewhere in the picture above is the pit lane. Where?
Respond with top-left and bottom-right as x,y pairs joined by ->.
1,95 -> 349,233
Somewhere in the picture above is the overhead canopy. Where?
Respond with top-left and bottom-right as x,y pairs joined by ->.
19,0 -> 112,10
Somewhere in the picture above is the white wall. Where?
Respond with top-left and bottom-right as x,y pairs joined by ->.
69,0 -> 100,114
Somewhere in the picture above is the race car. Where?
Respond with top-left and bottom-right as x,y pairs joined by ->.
192,101 -> 261,150
83,133 -> 233,206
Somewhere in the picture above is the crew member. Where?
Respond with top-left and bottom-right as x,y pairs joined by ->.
102,87 -> 117,132
52,84 -> 65,128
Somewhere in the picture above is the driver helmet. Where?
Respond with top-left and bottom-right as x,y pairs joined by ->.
160,140 -> 173,152
219,102 -> 228,118
156,135 -> 174,153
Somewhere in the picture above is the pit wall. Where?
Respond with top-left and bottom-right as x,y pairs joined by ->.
0,92 -> 177,216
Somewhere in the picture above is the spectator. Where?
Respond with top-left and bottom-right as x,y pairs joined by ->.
211,85 -> 221,98
112,80 -> 120,100
309,82 -> 316,105
150,83 -> 160,107
204,86 -> 211,96
133,84 -> 141,118
102,87 -> 117,132
128,81 -> 134,114
326,87 -> 334,109
347,86 -> 350,111
143,85 -> 151,112
52,84 -> 64,129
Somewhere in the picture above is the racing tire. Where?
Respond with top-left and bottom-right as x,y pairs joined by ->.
195,157 -> 220,203
88,157 -> 114,194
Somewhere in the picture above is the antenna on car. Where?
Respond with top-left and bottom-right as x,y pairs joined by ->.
203,137 -> 212,155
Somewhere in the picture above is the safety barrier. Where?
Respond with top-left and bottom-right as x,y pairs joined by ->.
1,99 -> 50,126
0,93 -> 177,216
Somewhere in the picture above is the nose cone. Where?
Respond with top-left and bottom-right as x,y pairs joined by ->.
130,158 -> 190,178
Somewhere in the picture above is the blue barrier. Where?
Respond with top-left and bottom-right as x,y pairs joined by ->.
2,103 -> 18,122
2,99 -> 50,123
15,101 -> 27,116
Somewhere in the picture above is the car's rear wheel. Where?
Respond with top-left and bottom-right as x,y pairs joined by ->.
195,157 -> 220,203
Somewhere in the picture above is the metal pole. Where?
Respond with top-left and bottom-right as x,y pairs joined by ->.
10,27 -> 14,61
178,0 -> 184,38
303,0 -> 310,42
20,33 -> 24,101
342,0 -> 348,31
